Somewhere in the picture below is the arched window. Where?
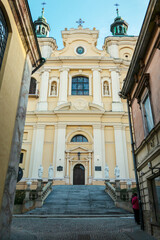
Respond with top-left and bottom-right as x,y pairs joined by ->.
0,8 -> 8,68
71,135 -> 88,142
103,81 -> 110,96
29,77 -> 37,94
72,76 -> 89,95
50,81 -> 57,96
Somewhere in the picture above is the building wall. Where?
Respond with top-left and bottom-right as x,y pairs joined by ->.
20,28 -> 137,186
0,0 -> 26,209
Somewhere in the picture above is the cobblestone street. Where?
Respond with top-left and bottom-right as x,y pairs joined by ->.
11,216 -> 156,240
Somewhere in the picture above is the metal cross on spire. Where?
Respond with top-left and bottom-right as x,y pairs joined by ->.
76,18 -> 85,27
41,2 -> 46,16
42,1 -> 46,7
114,3 -> 120,17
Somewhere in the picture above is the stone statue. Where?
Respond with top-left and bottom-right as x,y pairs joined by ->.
51,82 -> 57,95
48,164 -> 54,180
103,82 -> 109,95
114,165 -> 120,179
105,164 -> 109,179
38,165 -> 43,179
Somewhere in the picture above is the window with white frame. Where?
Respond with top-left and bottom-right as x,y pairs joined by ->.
141,93 -> 154,136
72,76 -> 89,95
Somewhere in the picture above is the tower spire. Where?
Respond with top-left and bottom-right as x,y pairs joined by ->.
110,4 -> 128,36
34,2 -> 50,38
114,3 -> 119,17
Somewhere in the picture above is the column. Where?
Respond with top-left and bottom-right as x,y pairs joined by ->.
114,125 -> 129,179
54,124 -> 66,178
110,70 -> 123,111
37,70 -> 50,111
93,125 -> 104,179
29,125 -> 45,178
58,68 -> 69,105
92,68 -> 103,106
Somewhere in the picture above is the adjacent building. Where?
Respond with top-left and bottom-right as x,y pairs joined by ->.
120,0 -> 160,238
0,0 -> 43,238
19,8 -> 138,187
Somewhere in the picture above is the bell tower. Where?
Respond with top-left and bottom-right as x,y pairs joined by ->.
110,5 -> 128,36
34,7 -> 50,37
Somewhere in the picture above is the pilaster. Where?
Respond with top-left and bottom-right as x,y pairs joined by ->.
110,69 -> 123,111
55,124 -> 66,178
29,124 -> 45,178
93,124 -> 104,179
92,68 -> 103,107
114,125 -> 129,179
37,70 -> 50,111
58,68 -> 69,105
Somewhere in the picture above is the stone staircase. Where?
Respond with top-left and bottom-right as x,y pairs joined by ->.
26,185 -> 129,215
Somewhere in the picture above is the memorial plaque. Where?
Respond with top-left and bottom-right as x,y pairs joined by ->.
57,166 -> 63,171
95,166 -> 101,171
17,167 -> 23,182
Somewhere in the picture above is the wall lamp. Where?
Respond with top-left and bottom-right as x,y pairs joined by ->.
148,162 -> 160,174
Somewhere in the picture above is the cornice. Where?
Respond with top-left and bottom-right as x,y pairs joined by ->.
8,0 -> 41,67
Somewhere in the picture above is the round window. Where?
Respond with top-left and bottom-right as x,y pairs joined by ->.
76,46 -> 85,55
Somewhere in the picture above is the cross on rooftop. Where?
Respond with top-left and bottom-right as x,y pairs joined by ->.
76,18 -> 85,27
114,3 -> 120,16
42,2 -> 46,7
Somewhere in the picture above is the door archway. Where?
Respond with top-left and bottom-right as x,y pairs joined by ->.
73,164 -> 85,185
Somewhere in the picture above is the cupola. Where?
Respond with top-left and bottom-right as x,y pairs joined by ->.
110,8 -> 128,36
34,8 -> 50,37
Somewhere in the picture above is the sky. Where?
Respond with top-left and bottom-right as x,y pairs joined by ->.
28,0 -> 150,50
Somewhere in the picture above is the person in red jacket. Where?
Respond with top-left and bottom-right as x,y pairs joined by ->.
131,193 -> 140,224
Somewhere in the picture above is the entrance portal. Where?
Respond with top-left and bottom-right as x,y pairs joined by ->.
73,164 -> 85,185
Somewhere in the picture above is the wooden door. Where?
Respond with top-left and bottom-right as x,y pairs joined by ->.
73,164 -> 85,185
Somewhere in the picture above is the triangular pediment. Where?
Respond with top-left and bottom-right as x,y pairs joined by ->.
67,146 -> 89,153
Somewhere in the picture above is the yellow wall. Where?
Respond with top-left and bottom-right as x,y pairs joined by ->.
0,0 -> 26,209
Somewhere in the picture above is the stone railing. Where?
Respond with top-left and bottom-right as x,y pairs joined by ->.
105,179 -> 134,213
22,179 -> 53,213
105,180 -> 116,201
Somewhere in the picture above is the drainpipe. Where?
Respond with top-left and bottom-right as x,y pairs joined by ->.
32,57 -> 46,74
127,98 -> 144,230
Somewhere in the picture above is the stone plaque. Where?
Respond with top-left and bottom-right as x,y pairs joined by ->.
57,166 -> 63,171
95,166 -> 101,171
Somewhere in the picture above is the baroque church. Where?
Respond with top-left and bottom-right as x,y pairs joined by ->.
20,8 -> 138,186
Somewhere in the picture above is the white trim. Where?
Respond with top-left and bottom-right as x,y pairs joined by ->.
69,72 -> 92,96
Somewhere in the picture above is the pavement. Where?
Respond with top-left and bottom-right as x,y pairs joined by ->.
11,185 -> 156,240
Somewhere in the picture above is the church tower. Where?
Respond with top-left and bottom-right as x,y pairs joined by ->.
34,7 -> 50,37
110,8 -> 128,36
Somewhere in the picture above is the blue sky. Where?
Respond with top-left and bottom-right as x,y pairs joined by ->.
28,0 -> 150,50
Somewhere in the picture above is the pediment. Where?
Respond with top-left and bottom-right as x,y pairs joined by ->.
89,103 -> 105,112
54,102 -> 71,110
67,146 -> 89,153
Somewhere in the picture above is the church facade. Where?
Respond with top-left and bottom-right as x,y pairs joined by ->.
20,9 -> 138,186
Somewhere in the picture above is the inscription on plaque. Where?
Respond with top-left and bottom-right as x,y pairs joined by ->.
57,166 -> 63,171
95,166 -> 101,171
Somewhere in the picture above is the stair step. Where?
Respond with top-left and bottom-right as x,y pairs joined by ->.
25,185 -> 129,216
